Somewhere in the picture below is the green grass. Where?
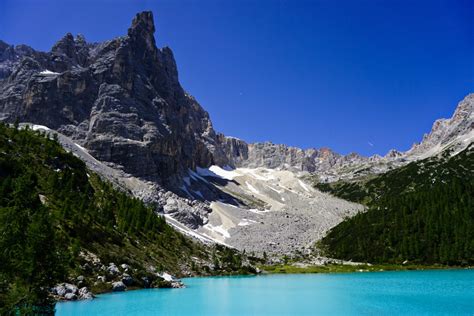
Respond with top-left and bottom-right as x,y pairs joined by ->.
259,263 -> 468,274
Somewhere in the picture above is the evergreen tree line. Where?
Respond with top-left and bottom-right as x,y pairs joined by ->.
0,124 -> 188,314
317,144 -> 474,265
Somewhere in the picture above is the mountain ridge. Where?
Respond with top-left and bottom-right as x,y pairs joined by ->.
1,12 -> 472,188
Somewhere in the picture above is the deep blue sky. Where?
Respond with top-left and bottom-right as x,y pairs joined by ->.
1,0 -> 472,156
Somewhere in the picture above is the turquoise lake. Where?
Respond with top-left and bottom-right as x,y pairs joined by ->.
56,269 -> 474,315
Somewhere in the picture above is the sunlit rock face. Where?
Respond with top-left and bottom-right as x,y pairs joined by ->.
0,12 -> 218,184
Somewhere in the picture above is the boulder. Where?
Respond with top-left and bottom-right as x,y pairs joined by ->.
78,287 -> 94,300
112,281 -> 127,292
64,293 -> 77,300
121,274 -> 134,286
65,283 -> 78,294
53,284 -> 66,297
141,277 -> 151,288
120,263 -> 130,271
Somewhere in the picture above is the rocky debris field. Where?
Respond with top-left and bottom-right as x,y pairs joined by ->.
185,166 -> 364,256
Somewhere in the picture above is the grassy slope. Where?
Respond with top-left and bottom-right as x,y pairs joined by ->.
313,144 -> 474,265
259,263 -> 459,274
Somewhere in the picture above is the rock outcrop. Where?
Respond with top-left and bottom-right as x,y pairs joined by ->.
0,12 -> 219,185
52,283 -> 94,301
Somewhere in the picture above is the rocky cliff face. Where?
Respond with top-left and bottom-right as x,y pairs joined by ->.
0,12 -> 219,184
1,11 -> 472,188
406,93 -> 474,158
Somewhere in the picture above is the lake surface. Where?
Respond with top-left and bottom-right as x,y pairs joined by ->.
56,269 -> 474,315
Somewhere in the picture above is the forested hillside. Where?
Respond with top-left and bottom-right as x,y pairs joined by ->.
0,123 -> 252,314
315,145 -> 474,265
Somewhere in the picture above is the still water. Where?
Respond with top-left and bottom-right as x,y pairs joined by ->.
57,269 -> 474,315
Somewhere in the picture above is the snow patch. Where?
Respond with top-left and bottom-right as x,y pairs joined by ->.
196,165 -> 239,180
39,70 -> 59,76
247,208 -> 271,214
267,185 -> 284,194
74,143 -> 88,153
238,218 -> 258,226
164,214 -> 231,246
246,181 -> 260,195
204,223 -> 231,239
31,124 -> 51,131
298,179 -> 311,192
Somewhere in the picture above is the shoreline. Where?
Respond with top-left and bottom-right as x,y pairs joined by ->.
56,264 -> 473,303
258,263 -> 473,274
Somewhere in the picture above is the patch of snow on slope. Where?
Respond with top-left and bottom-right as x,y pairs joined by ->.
39,70 -> 59,75
298,179 -> 311,192
74,143 -> 88,152
196,165 -> 239,180
204,223 -> 231,239
247,208 -> 271,214
164,214 -> 218,244
31,124 -> 51,131
246,181 -> 260,195
267,185 -> 283,194
238,218 -> 258,226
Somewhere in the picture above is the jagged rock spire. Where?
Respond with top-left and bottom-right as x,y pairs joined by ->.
128,11 -> 156,52
128,11 -> 155,36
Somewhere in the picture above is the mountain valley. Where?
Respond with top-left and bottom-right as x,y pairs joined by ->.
0,10 -> 472,311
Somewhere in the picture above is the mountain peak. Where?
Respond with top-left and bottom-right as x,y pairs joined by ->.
128,11 -> 155,38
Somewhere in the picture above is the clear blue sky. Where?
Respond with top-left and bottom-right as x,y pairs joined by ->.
1,0 -> 472,156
